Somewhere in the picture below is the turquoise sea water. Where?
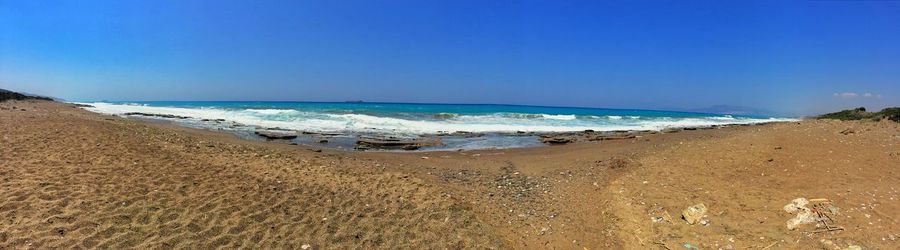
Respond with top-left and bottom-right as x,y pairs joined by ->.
76,101 -> 794,150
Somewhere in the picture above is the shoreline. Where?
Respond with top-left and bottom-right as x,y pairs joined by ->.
2,100 -> 896,249
78,105 -> 797,152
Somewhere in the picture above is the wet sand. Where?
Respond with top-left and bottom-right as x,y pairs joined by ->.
1,100 -> 898,249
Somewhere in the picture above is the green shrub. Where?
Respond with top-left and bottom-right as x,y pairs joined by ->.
818,107 -> 900,122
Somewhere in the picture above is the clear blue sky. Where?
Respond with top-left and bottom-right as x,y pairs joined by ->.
1,1 -> 898,115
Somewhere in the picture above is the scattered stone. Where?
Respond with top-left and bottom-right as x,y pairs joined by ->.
317,139 -> 329,143
682,203 -> 708,225
699,219 -> 709,226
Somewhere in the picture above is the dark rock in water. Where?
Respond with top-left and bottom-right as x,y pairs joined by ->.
72,103 -> 94,108
451,131 -> 485,138
541,136 -> 573,144
355,136 -> 442,150
598,134 -> 636,141
683,127 -> 698,130
432,113 -> 458,119
254,130 -> 298,139
123,112 -> 191,119
317,139 -> 329,143
302,131 -> 343,136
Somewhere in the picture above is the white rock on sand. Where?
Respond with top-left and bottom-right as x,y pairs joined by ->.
783,198 -> 816,230
682,203 -> 708,225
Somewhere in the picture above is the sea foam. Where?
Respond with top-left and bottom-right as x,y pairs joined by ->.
77,102 -> 797,135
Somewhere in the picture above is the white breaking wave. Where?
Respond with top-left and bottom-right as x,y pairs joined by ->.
245,109 -> 302,115
542,114 -> 577,120
76,102 -> 798,134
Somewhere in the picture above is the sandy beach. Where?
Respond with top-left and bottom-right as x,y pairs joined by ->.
1,100 -> 898,249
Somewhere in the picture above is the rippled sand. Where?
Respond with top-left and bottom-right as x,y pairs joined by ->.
2,100 -> 897,249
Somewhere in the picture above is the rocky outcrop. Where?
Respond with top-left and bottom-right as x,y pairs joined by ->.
355,136 -> 442,150
123,112 -> 191,119
540,130 -> 644,144
540,136 -> 574,144
254,130 -> 298,140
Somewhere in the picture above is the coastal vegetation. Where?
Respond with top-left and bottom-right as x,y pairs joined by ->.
0,89 -> 52,102
818,107 -> 900,122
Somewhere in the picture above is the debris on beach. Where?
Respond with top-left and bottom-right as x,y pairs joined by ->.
783,198 -> 843,232
784,198 -> 816,230
681,203 -> 708,225
839,128 -> 856,135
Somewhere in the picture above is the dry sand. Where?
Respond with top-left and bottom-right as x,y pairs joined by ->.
1,100 -> 898,249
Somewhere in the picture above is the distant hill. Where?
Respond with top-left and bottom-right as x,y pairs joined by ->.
0,88 -> 54,102
817,107 -> 900,122
683,105 -> 776,117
